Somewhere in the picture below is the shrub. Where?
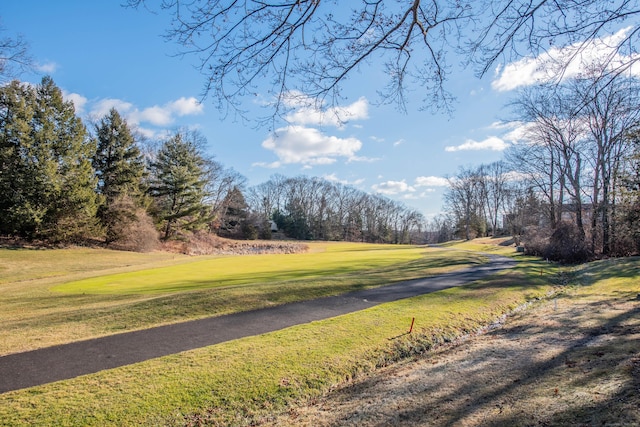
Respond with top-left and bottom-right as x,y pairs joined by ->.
544,221 -> 592,264
522,226 -> 549,257
108,204 -> 159,252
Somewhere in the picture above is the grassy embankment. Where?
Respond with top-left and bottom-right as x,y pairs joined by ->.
0,239 -> 587,425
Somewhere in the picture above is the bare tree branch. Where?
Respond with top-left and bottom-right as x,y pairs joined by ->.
0,24 -> 32,81
126,1 -> 640,120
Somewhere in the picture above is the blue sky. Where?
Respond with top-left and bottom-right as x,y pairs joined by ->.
3,1 -> 632,218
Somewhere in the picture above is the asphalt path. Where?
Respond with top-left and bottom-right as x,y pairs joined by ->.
0,253 -> 515,393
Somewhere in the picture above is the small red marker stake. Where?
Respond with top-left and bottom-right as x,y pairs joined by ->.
409,317 -> 415,334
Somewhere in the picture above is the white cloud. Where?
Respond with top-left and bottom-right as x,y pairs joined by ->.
63,91 -> 88,114
347,155 -> 380,163
135,127 -> 158,139
90,98 -> 135,120
168,97 -> 204,116
261,93 -> 374,167
87,96 -> 203,127
261,125 -> 363,166
414,176 -> 449,187
372,180 -> 416,195
445,136 -> 509,152
284,94 -> 369,128
502,122 -> 534,144
36,62 -> 58,73
393,139 -> 405,147
131,105 -> 173,126
503,170 -> 530,182
252,161 -> 282,169
323,173 -> 365,186
487,121 -> 512,130
492,27 -> 640,92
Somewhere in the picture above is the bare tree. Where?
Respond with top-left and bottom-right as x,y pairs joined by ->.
507,84 -> 588,233
478,161 -> 511,236
509,71 -> 640,255
126,1 -> 640,118
247,174 -> 422,243
445,166 -> 486,240
0,24 -> 32,81
575,69 -> 640,254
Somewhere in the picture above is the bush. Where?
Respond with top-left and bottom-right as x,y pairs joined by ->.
108,203 -> 160,252
523,223 -> 592,263
522,226 -> 549,257
241,222 -> 258,240
544,222 -> 592,264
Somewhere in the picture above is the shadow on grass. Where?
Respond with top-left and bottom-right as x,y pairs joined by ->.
578,256 -> 640,284
1,254 -> 485,342
330,292 -> 639,426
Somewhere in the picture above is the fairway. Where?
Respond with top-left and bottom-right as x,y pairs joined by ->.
0,240 -> 583,427
0,242 -> 485,355
52,243 -> 434,294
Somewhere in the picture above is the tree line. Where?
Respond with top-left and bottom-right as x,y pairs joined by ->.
437,68 -> 640,262
0,77 -> 424,249
247,175 -> 424,243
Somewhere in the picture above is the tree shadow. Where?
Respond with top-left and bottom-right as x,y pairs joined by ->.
321,296 -> 639,426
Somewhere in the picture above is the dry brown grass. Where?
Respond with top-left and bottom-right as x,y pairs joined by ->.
265,260 -> 640,426
160,232 -> 309,255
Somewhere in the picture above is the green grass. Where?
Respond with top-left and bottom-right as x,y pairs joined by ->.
52,242 -> 466,294
0,252 -> 563,426
0,247 -> 189,285
0,242 -> 484,355
4,241 -> 624,426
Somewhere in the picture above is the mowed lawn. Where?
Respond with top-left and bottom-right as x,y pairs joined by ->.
1,240 -> 637,426
0,239 -> 579,426
0,242 -> 485,355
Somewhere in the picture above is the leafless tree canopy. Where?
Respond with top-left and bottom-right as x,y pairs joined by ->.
0,25 -> 32,81
126,1 -> 640,117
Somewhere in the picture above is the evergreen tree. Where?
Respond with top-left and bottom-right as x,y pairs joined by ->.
0,80 -> 38,236
0,77 -> 98,241
93,108 -> 145,242
93,108 -> 144,199
218,186 -> 249,238
149,131 -> 208,239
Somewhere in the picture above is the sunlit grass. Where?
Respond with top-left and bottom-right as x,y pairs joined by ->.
0,247 -> 189,285
0,257 -> 562,427
5,240 -> 619,426
52,243 -> 442,294
443,236 -> 517,255
0,242 -> 484,354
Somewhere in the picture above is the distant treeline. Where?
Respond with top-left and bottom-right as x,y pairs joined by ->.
436,71 -> 640,262
0,77 -> 424,250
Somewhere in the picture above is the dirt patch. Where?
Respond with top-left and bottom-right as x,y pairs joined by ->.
265,290 -> 640,426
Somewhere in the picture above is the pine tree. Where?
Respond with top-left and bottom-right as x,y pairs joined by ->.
0,77 -> 98,241
218,186 -> 249,238
0,80 -> 39,236
93,108 -> 145,242
32,76 -> 99,241
149,131 -> 209,239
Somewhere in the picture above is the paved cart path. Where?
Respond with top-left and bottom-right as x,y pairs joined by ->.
0,254 -> 514,393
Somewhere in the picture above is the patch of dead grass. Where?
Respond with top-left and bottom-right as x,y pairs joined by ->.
265,271 -> 640,426
161,232 -> 309,256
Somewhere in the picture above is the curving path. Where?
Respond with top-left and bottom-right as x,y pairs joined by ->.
0,253 -> 514,393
